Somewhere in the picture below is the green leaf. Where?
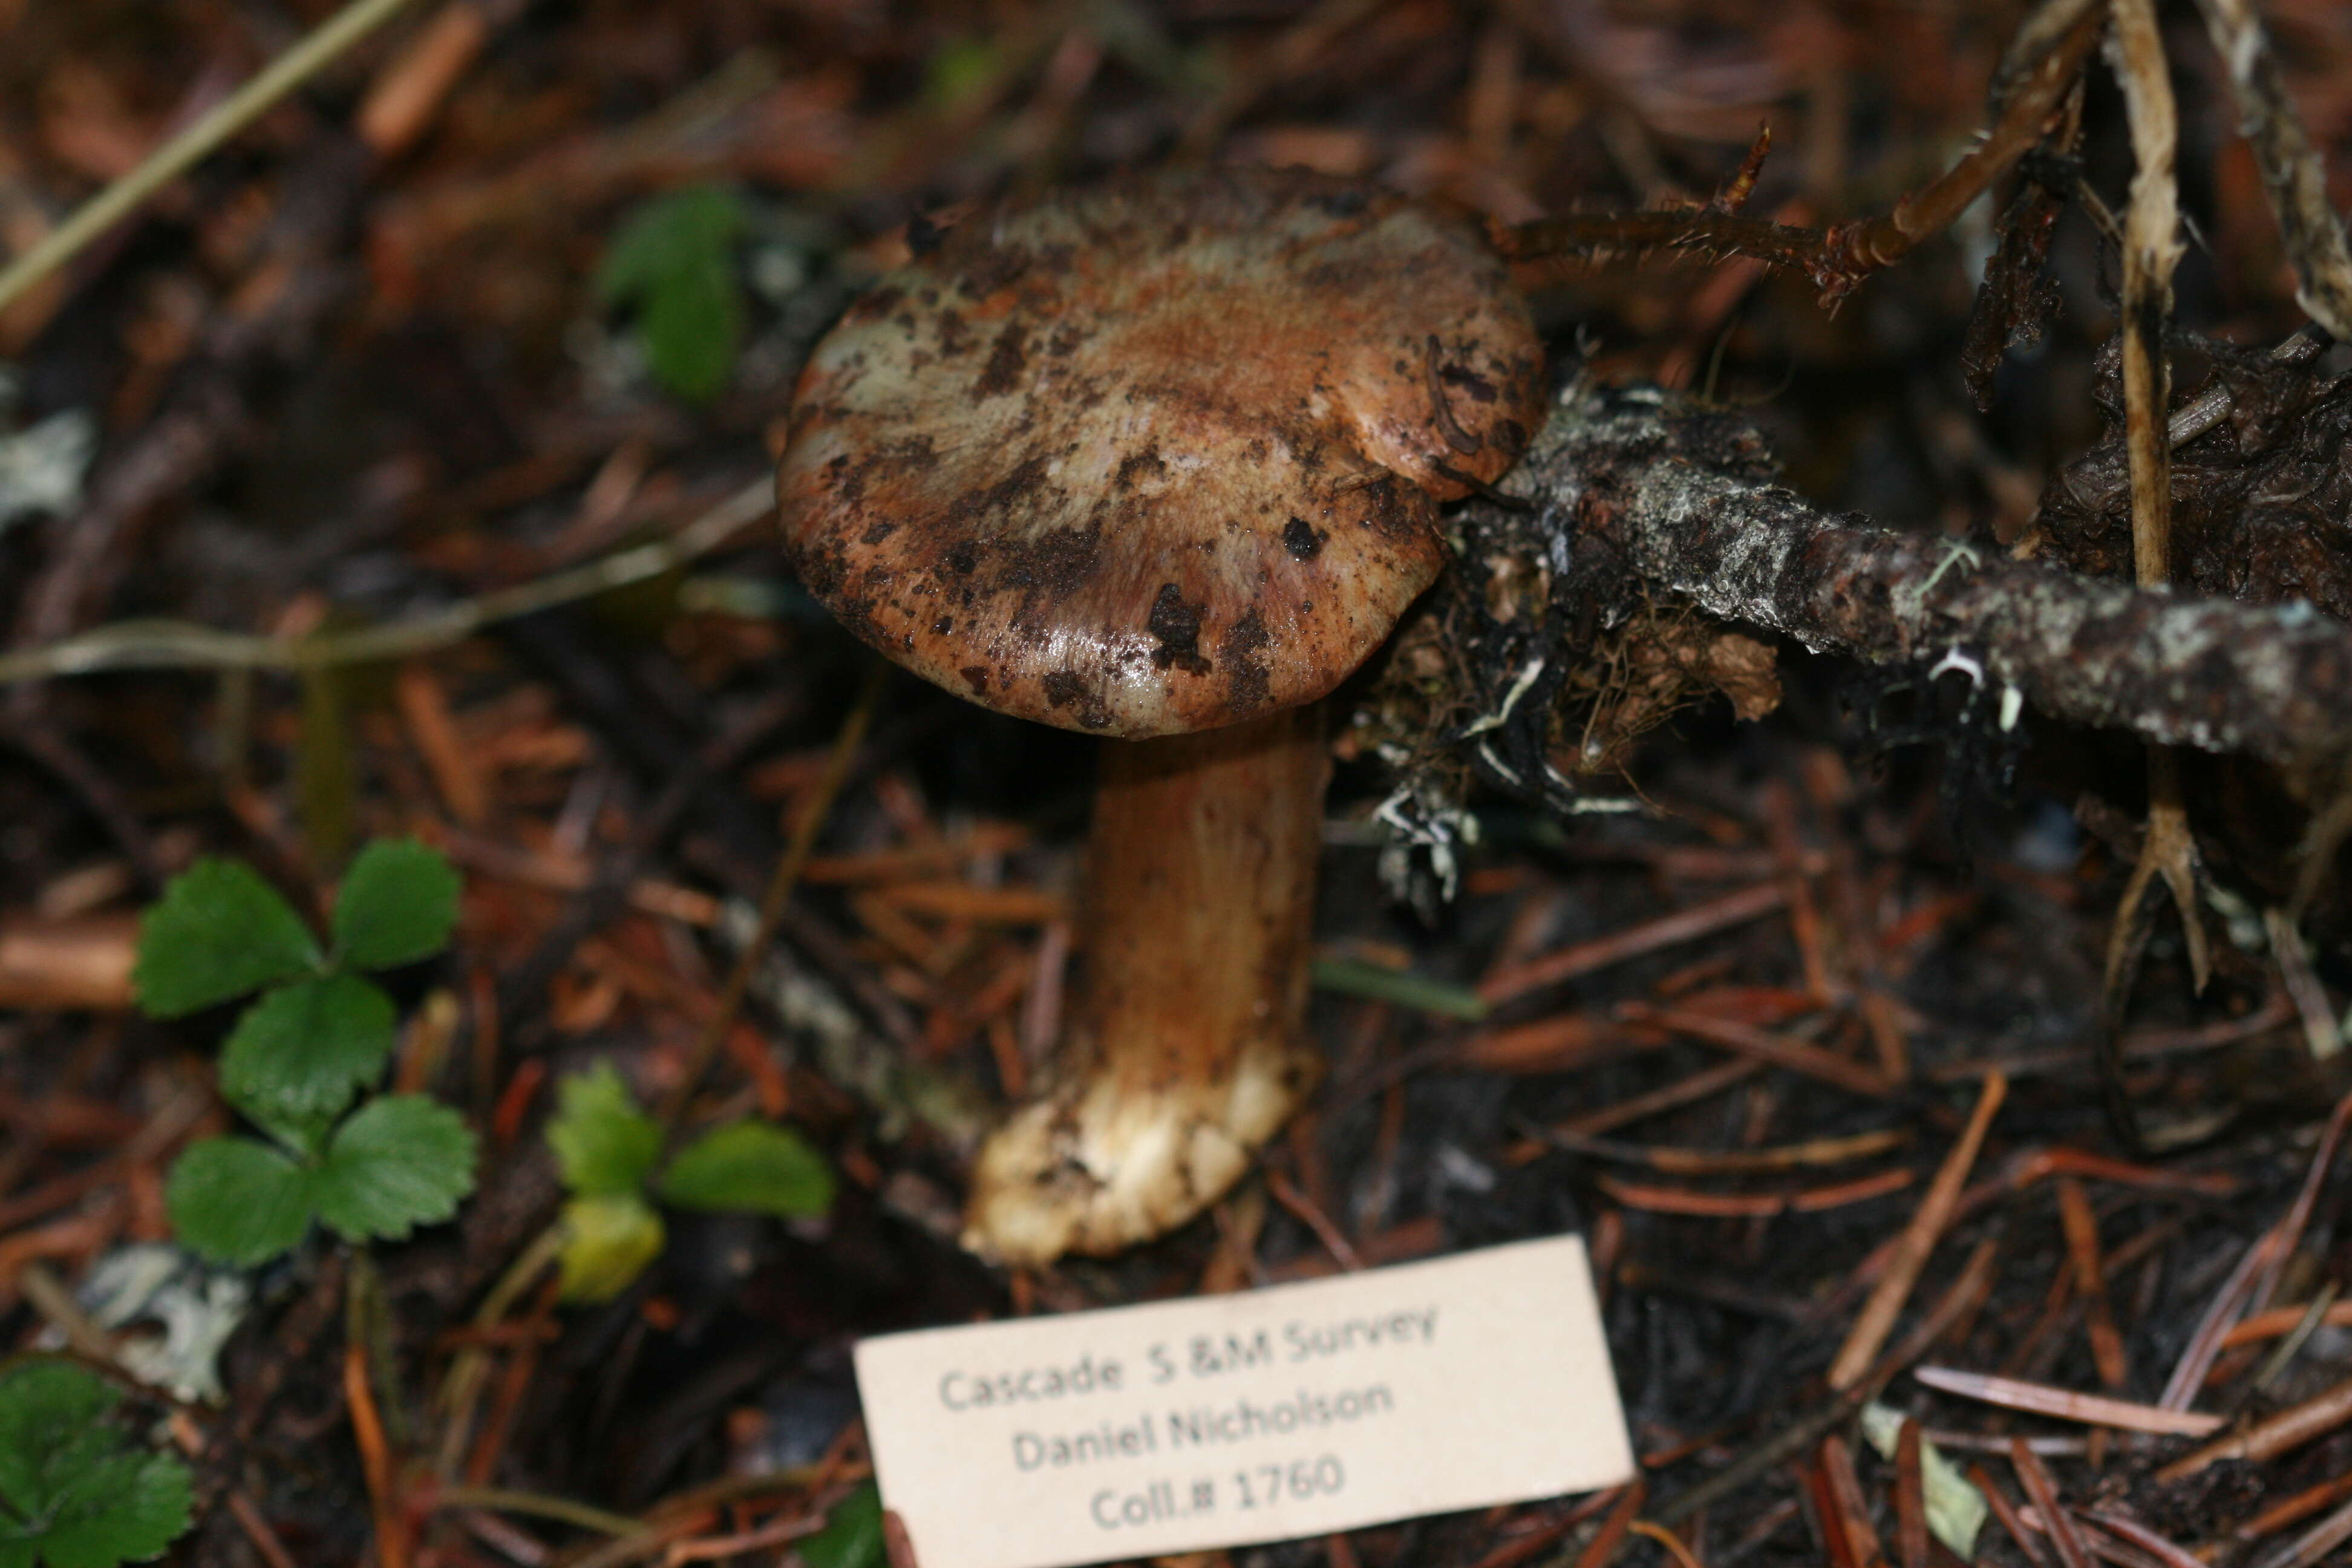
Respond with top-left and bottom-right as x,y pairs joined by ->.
657,1121 -> 834,1220
1861,1403 -> 1985,1560
332,839 -> 462,971
165,1138 -> 314,1266
597,187 -> 746,403
546,1064 -> 661,1198
132,860 -> 319,1018
555,1193 -> 666,1304
217,975 -> 397,1135
313,1096 -> 477,1243
798,1481 -> 883,1568
0,1362 -> 193,1568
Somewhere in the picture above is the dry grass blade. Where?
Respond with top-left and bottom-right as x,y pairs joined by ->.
0,0 -> 423,315
1913,1366 -> 2223,1436
1828,1070 -> 2005,1388
2190,0 -> 2352,338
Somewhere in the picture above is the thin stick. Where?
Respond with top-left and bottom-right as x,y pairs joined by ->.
2155,1374 -> 2352,1481
1914,1366 -> 2222,1437
2163,1088 -> 2352,1406
2080,1513 -> 2206,1568
1625,1520 -> 1702,1568
432,1486 -> 642,1538
1638,1235 -> 2001,1532
226,1491 -> 302,1568
0,0 -> 423,315
1970,1461 -> 2053,1568
1266,1169 -> 1365,1272
1501,0 -> 2103,302
2232,1470 -> 2352,1545
2253,1497 -> 2352,1568
2106,0 -> 2212,1061
1629,1005 -> 1896,1100
1569,1485 -> 1645,1568
1820,1433 -> 1886,1568
1477,881 -> 1789,1005
2109,0 -> 2184,596
2011,1439 -> 2094,1568
1596,1168 -> 1913,1218
0,477 -> 774,687
2190,0 -> 2352,338
656,662 -> 887,1132
1828,1071 -> 2005,1388
2057,1178 -> 2128,1389
1895,1419 -> 1930,1568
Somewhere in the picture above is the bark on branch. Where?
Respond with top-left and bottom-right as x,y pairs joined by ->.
1504,381 -> 2352,773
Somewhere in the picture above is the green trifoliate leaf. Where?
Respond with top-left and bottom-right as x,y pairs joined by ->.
0,1361 -> 194,1568
331,839 -> 462,972
132,860 -> 319,1018
798,1481 -> 884,1568
217,974 -> 397,1134
658,1121 -> 834,1220
164,1138 -> 314,1266
555,1193 -> 667,1304
597,186 -> 746,403
312,1095 -> 478,1243
546,1063 -> 661,1198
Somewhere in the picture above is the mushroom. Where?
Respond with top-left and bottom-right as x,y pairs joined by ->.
778,168 -> 1544,1264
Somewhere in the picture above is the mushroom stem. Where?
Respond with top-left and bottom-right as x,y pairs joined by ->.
963,704 -> 1329,1265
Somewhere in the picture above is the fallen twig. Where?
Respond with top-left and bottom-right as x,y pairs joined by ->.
1491,380 -> 2352,772
1913,1366 -> 2221,1437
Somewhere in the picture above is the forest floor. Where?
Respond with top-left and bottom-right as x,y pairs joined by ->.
6,1 -> 2352,1566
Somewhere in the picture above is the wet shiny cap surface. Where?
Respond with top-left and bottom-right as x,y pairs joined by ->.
777,167 -> 1545,737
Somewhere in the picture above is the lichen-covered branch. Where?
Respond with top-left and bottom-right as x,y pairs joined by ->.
1503,381 -> 2352,772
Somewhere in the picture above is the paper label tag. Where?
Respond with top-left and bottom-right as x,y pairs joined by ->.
854,1235 -> 1634,1568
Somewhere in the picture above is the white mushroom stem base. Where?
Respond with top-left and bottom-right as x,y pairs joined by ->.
962,705 -> 1328,1266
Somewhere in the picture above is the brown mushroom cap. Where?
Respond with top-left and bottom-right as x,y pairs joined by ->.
778,168 -> 1546,738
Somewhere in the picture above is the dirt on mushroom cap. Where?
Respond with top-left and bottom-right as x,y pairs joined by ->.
777,167 -> 1547,738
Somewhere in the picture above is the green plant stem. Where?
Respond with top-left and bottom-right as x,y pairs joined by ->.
656,661 -> 889,1135
1310,956 -> 1489,1021
0,477 -> 775,687
345,1246 -> 408,1448
0,0 -> 422,316
433,1486 -> 642,1537
434,1221 -> 565,1480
